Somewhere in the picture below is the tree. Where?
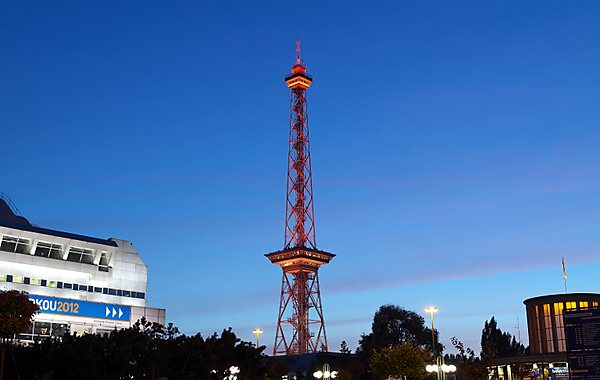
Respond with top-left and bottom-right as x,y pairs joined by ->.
348,361 -> 366,378
357,305 -> 442,356
3,322 -> 266,380
480,317 -> 526,359
451,337 -> 487,380
335,369 -> 353,380
266,362 -> 289,379
0,290 -> 38,342
369,342 -> 429,380
340,340 -> 352,354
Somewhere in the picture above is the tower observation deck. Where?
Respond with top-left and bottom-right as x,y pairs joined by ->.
266,41 -> 335,356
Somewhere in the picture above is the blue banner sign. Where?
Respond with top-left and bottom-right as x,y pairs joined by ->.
29,294 -> 131,321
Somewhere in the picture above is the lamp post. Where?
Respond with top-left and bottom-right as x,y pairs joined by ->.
252,328 -> 263,347
425,306 -> 440,380
424,306 -> 438,356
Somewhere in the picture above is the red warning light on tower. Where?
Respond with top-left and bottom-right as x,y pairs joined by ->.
265,41 -> 335,356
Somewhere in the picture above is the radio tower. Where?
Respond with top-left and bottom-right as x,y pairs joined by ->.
266,41 -> 335,356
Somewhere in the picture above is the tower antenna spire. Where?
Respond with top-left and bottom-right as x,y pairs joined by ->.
296,39 -> 301,65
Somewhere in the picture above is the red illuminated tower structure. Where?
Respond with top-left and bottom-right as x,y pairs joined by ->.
266,41 -> 335,356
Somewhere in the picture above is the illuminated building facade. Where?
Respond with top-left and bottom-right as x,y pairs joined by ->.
488,293 -> 600,380
0,194 -> 165,340
524,293 -> 600,355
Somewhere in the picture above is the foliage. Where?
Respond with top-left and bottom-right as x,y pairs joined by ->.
335,369 -> 353,380
265,362 -> 289,379
3,318 -> 265,380
480,317 -> 527,360
369,342 -> 429,380
347,360 -> 366,377
340,340 -> 352,354
0,290 -> 38,343
450,337 -> 487,380
357,305 -> 442,356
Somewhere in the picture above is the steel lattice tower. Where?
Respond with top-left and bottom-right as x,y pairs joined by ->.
265,41 -> 335,356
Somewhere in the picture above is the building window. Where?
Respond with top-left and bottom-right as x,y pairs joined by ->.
51,323 -> 68,337
63,283 -> 72,289
98,251 -> 111,272
41,279 -> 47,287
35,242 -> 63,259
67,247 -> 95,264
0,236 -> 31,254
94,287 -> 102,293
543,304 -> 554,353
554,302 -> 566,351
0,274 -> 5,282
24,277 -> 30,284
13,276 -> 23,284
34,322 -> 51,336
535,305 -> 543,352
580,301 -> 589,309
566,301 -> 577,310
30,278 -> 41,286
593,302 -> 599,308
48,281 -> 57,288
79,285 -> 87,292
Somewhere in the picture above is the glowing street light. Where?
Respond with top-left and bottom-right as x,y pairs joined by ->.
313,363 -> 338,379
252,328 -> 263,347
424,306 -> 438,355
426,364 -> 456,376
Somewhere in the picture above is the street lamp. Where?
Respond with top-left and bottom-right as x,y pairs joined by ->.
252,328 -> 263,347
424,306 -> 438,356
313,364 -> 338,379
426,364 -> 456,378
425,306 -> 440,380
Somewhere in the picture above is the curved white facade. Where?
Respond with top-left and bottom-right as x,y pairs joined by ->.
0,196 -> 165,338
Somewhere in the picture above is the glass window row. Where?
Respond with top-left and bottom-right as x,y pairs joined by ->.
0,235 -> 112,270
0,273 -> 145,299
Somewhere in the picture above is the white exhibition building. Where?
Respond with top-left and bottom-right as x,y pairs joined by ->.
0,193 -> 165,340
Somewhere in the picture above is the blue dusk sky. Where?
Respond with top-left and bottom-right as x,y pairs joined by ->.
2,1 -> 600,353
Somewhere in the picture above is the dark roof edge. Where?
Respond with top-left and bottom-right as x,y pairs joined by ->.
0,221 -> 118,247
523,293 -> 600,305
487,353 -> 568,366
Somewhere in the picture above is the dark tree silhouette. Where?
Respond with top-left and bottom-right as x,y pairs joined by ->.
357,304 -> 442,356
3,319 -> 265,380
480,317 -> 527,359
340,340 -> 351,354
451,337 -> 487,380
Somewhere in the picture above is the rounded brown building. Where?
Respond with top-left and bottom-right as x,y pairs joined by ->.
524,293 -> 600,355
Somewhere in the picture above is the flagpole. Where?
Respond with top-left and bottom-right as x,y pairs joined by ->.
562,258 -> 568,294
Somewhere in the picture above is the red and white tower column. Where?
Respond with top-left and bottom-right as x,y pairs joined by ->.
265,41 -> 335,356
